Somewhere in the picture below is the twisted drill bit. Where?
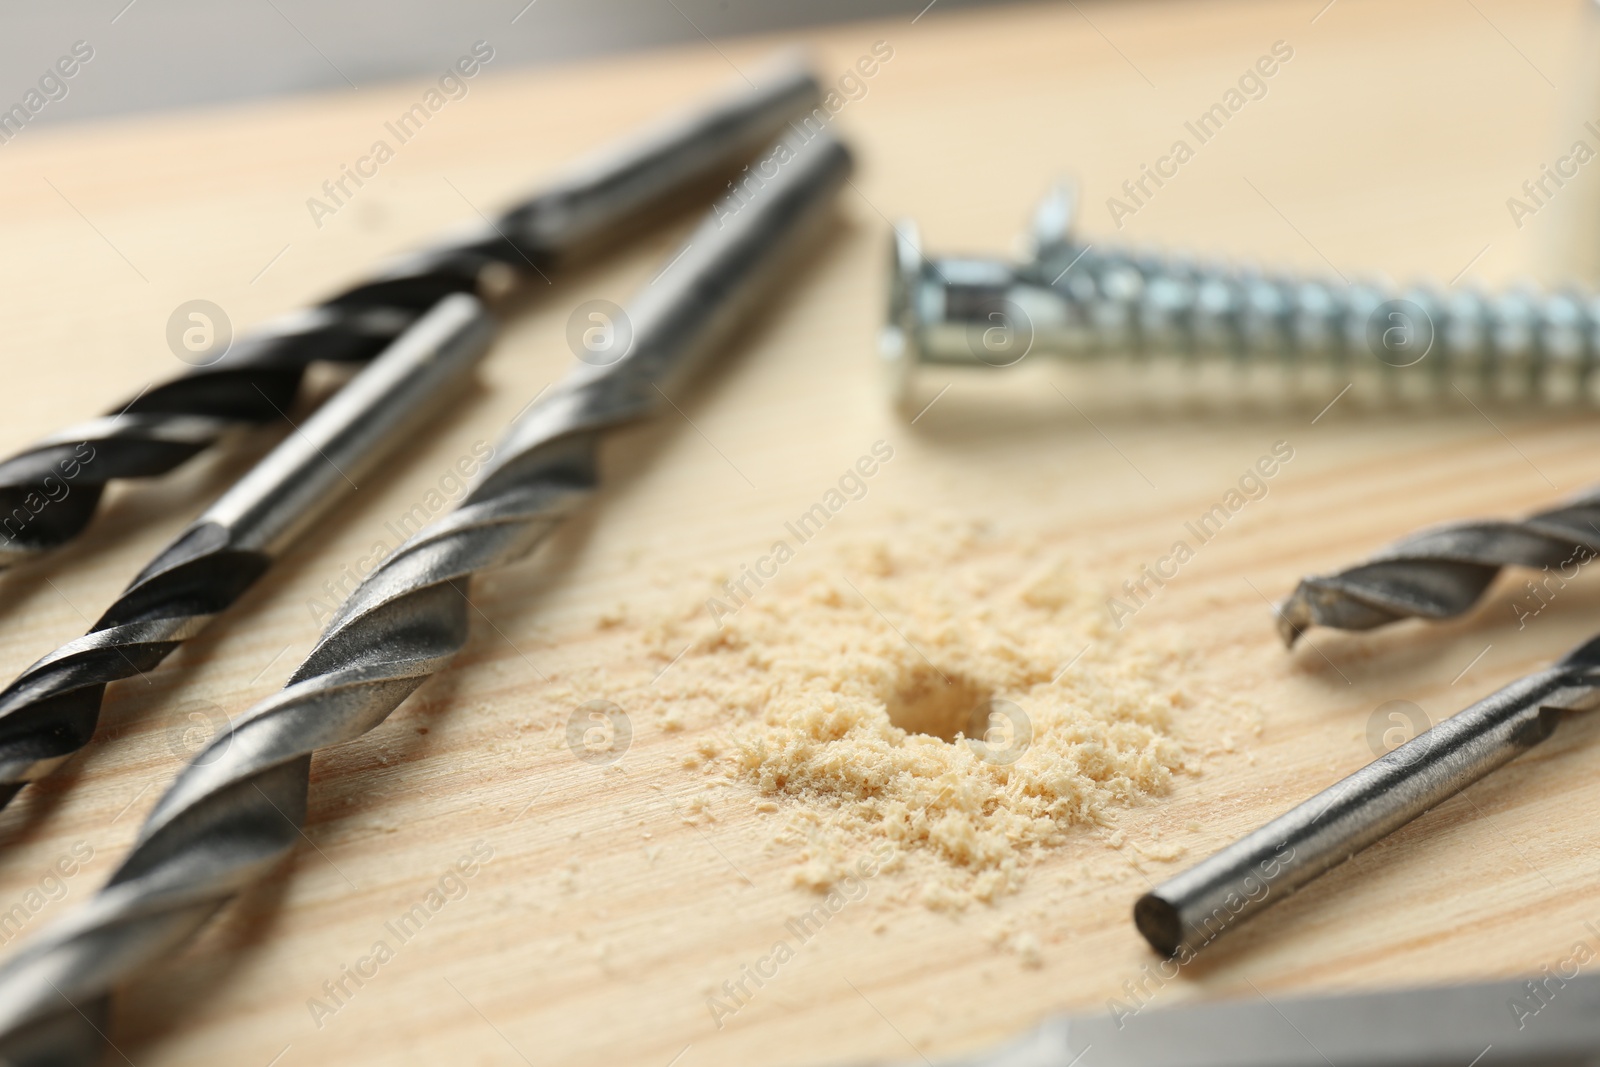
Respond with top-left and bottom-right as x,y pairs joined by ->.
0,55 -> 821,567
0,294 -> 494,816
0,128 -> 852,1064
1276,485 -> 1600,645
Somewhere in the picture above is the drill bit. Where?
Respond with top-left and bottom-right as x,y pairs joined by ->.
0,293 -> 494,815
0,128 -> 852,1064
1135,634 -> 1600,959
0,55 -> 821,567
1276,485 -> 1600,645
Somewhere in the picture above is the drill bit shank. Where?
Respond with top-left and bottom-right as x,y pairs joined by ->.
0,294 -> 494,808
0,57 -> 820,566
0,129 -> 853,1063
1134,635 -> 1600,959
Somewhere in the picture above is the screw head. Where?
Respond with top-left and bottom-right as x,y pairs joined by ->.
884,219 -> 925,413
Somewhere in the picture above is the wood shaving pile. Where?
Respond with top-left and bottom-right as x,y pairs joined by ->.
618,518 -> 1241,908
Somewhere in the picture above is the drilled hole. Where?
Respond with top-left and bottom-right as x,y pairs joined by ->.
883,664 -> 992,743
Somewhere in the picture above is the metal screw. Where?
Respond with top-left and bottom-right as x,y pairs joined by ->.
882,183 -> 1600,414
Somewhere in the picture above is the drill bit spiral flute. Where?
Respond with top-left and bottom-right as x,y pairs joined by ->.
0,295 -> 493,815
0,58 -> 824,821
0,57 -> 819,567
0,129 -> 852,1064
1277,486 -> 1600,644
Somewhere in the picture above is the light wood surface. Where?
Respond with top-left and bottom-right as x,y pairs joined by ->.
2,1 -> 1600,1063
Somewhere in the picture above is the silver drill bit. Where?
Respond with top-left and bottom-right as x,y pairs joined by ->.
853,971 -> 1600,1066
1133,635 -> 1600,960
883,184 -> 1600,413
0,293 -> 494,814
1277,486 -> 1600,644
0,129 -> 852,1064
0,55 -> 821,567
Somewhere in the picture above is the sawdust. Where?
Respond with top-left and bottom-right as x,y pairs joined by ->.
623,517 -> 1246,908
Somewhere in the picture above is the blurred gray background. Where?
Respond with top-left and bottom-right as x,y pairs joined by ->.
1,0 -> 1009,127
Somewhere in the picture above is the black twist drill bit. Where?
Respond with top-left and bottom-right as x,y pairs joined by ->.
1276,485 -> 1600,645
0,56 -> 821,567
0,129 -> 852,1065
0,294 -> 495,814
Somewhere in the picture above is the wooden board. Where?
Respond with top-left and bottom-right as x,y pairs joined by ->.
0,0 -> 1598,1063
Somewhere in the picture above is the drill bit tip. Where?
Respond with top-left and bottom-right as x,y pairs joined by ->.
1274,515 -> 1589,645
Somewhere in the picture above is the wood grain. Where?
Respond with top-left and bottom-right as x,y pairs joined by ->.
0,0 -> 1597,1063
